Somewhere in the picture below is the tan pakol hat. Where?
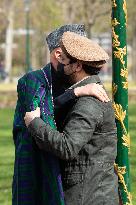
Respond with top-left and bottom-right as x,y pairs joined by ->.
61,31 -> 109,68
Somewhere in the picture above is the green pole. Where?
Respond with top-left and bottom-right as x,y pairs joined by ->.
26,10 -> 30,72
112,0 -> 132,204
24,0 -> 32,72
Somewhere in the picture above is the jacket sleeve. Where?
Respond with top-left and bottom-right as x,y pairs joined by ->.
13,76 -> 27,142
54,88 -> 76,109
28,97 -> 103,160
13,72 -> 41,143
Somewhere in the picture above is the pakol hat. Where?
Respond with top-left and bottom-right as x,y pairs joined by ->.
46,24 -> 86,52
61,31 -> 109,68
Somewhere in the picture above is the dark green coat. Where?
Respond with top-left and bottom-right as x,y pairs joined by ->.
12,64 -> 65,205
28,75 -> 119,205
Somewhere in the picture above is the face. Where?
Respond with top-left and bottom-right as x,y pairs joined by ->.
58,51 -> 77,76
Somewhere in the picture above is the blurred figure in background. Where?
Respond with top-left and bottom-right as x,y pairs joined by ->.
0,60 -> 7,81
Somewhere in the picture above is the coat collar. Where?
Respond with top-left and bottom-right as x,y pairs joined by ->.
41,63 -> 52,88
68,75 -> 101,90
31,63 -> 52,88
25,63 -> 52,106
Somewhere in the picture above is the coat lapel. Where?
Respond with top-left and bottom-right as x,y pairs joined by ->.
24,64 -> 52,109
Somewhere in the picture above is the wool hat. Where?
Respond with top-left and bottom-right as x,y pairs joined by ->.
46,24 -> 86,52
61,31 -> 109,68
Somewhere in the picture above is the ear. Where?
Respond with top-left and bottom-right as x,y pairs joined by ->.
54,47 -> 62,61
75,61 -> 82,72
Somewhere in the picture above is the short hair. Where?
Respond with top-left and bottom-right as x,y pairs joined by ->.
82,64 -> 101,75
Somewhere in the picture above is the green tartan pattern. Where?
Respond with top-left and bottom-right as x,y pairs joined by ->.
12,64 -> 65,205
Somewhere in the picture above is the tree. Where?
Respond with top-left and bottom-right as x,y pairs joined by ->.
0,1 -> 15,82
57,0 -> 110,38
0,0 -> 23,81
0,0 -> 63,76
26,0 -> 63,67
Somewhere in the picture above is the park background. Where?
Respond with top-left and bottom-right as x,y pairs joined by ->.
0,0 -> 136,204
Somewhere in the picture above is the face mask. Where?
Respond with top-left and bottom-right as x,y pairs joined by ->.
56,62 -> 75,88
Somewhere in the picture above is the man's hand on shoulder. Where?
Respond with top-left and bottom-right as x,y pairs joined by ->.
74,83 -> 110,102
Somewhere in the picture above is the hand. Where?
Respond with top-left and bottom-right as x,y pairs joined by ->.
24,107 -> 40,127
74,83 -> 110,102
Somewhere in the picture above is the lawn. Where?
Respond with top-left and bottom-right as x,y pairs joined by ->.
0,105 -> 136,204
129,103 -> 136,204
0,108 -> 14,205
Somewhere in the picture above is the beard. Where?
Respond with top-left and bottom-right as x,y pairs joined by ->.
55,62 -> 72,89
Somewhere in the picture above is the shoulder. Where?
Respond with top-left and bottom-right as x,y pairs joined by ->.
74,96 -> 115,125
18,73 -> 27,84
26,70 -> 41,81
78,96 -> 113,111
17,70 -> 39,84
17,74 -> 27,92
76,96 -> 103,113
76,97 -> 115,125
69,96 -> 104,123
17,69 -> 41,91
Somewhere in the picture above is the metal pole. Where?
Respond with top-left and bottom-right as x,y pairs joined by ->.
24,0 -> 31,72
112,0 -> 132,204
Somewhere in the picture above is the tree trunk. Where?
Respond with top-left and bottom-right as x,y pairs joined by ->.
5,9 -> 14,82
87,23 -> 93,39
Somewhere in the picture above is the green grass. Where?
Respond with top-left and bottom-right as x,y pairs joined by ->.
0,108 -> 15,205
129,103 -> 136,204
0,105 -> 136,204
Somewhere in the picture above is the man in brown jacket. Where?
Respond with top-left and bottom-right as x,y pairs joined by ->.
24,32 -> 119,205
